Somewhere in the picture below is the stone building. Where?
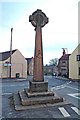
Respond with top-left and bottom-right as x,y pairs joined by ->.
53,66 -> 58,76
69,44 -> 80,80
44,65 -> 54,75
44,65 -> 58,76
0,49 -> 27,78
58,50 -> 70,77
26,57 -> 34,75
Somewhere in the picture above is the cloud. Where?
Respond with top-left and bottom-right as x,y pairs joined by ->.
0,0 -> 79,65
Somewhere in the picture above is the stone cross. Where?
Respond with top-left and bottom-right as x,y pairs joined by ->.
29,9 -> 48,82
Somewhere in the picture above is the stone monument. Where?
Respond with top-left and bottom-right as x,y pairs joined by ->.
29,9 -> 48,93
13,9 -> 63,110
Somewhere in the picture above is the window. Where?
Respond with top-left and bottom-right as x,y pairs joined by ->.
16,73 -> 20,78
61,68 -> 66,71
62,61 -> 66,67
77,55 -> 80,61
79,67 -> 80,75
62,61 -> 66,63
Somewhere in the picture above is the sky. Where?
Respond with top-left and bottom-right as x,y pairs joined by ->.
0,0 -> 79,65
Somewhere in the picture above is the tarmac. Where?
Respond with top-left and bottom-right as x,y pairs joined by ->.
1,76 -> 80,119
1,76 -> 80,83
2,94 -> 80,119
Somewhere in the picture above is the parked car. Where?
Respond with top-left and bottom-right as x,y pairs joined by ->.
52,73 -> 56,77
62,73 -> 68,78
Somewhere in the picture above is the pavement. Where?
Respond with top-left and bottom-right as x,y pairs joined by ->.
1,78 -> 28,83
2,94 -> 80,119
55,76 -> 80,83
1,76 -> 80,83
1,77 -> 80,119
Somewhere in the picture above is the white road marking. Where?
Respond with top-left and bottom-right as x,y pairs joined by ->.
68,93 -> 80,100
51,81 -> 80,92
2,83 -> 26,87
2,93 -> 12,95
66,86 -> 80,91
58,107 -> 70,117
9,84 -> 25,86
51,81 -> 71,90
66,81 -> 72,85
71,107 -> 80,116
8,112 -> 13,115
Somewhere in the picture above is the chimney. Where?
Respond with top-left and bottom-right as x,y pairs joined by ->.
62,48 -> 66,55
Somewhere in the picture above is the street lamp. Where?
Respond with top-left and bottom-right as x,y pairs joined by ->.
10,28 -> 13,78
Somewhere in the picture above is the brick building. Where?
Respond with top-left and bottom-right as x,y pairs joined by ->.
58,49 -> 70,77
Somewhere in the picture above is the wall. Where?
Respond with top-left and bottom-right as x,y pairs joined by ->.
29,58 -> 34,75
1,50 -> 27,78
11,49 -> 27,78
0,61 -> 2,78
69,44 -> 80,79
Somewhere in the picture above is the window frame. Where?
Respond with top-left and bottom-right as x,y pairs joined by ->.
76,55 -> 80,61
79,67 -> 80,75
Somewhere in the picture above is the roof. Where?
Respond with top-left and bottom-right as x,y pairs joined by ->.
0,49 -> 17,61
59,54 -> 71,61
25,57 -> 33,63
44,64 -> 55,68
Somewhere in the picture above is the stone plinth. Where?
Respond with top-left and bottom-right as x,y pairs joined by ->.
24,88 -> 54,97
18,89 -> 63,106
29,81 -> 48,93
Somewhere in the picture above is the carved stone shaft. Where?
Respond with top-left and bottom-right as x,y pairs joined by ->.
33,26 -> 44,81
29,9 -> 48,82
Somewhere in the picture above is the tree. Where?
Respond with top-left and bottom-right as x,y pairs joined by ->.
49,58 -> 58,66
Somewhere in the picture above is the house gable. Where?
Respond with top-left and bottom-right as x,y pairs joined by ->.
0,49 -> 17,61
11,49 -> 27,63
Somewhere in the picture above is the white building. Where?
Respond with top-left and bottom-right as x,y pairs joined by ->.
0,49 -> 27,78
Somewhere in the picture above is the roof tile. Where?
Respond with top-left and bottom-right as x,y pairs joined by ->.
0,49 -> 17,61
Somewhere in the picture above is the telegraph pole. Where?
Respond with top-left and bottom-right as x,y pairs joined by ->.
10,28 -> 13,78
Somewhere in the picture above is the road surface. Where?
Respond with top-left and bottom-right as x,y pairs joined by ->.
1,76 -> 80,119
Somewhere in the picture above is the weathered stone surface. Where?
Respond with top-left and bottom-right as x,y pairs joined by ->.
18,90 -> 63,106
29,80 -> 48,92
29,9 -> 48,82
29,9 -> 48,28
24,88 -> 54,97
33,23 -> 44,82
13,93 -> 68,111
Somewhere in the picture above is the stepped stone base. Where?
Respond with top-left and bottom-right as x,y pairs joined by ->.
13,80 -> 63,110
19,90 -> 63,106
13,93 -> 68,111
13,88 -> 63,110
24,88 -> 54,97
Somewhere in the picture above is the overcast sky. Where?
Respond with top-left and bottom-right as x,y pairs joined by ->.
0,0 -> 79,65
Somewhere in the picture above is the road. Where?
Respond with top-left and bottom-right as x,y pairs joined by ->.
1,76 -> 80,119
